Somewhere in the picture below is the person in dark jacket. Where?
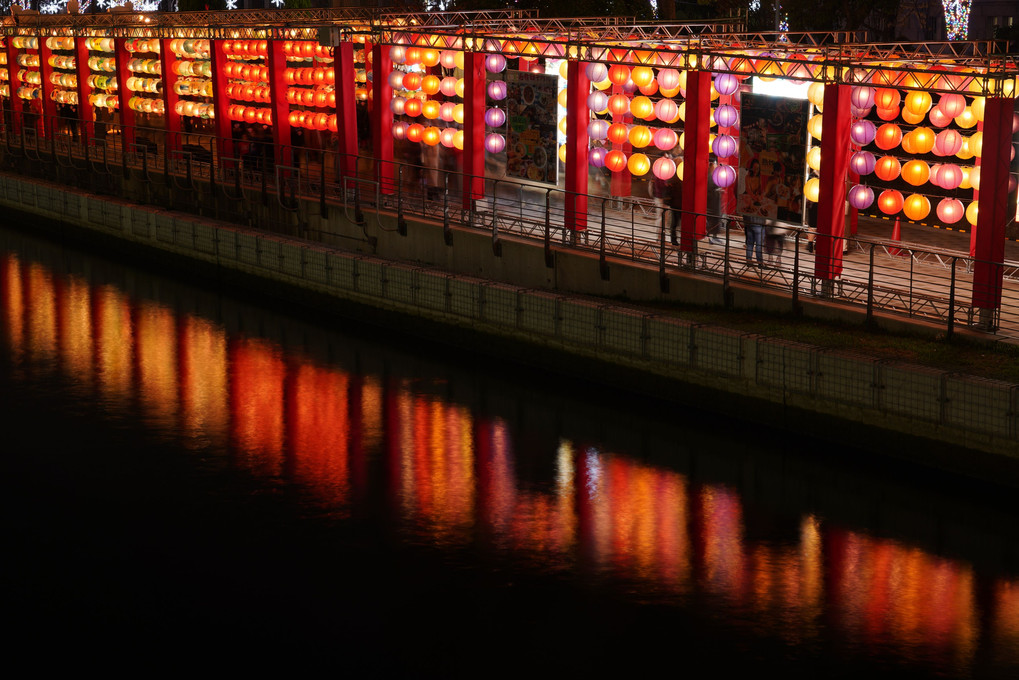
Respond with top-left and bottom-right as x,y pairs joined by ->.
668,173 -> 683,246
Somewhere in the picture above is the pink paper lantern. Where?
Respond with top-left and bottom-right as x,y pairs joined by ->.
586,63 -> 608,82
439,76 -> 458,97
392,121 -> 408,140
440,51 -> 458,70
589,146 -> 607,168
484,132 -> 505,154
711,164 -> 736,188
439,102 -> 456,122
653,127 -> 678,151
850,120 -> 876,146
715,104 -> 738,128
928,107 -> 951,128
712,134 -> 737,159
936,198 -> 964,224
848,184 -> 875,210
390,96 -> 406,115
850,150 -> 876,176
485,54 -> 507,73
587,91 -> 608,112
588,119 -> 609,140
657,68 -> 680,90
851,105 -> 873,119
937,93 -> 966,119
938,163 -> 963,190
487,80 -> 507,101
851,86 -> 875,110
933,129 -> 963,157
440,127 -> 457,148
714,73 -> 739,96
485,107 -> 506,128
652,156 -> 676,180
654,98 -> 679,122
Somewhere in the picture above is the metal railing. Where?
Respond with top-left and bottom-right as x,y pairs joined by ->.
0,113 -> 1015,339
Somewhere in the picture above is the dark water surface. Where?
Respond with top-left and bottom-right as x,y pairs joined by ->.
2,225 -> 1019,676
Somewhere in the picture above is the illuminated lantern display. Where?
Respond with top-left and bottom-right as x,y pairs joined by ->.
588,91 -> 608,112
487,80 -> 507,100
655,98 -> 679,123
652,156 -> 676,180
454,130 -> 464,150
804,177 -> 820,203
936,198 -> 964,224
937,93 -> 966,119
630,95 -> 654,120
969,165 -> 981,190
903,193 -> 931,221
607,122 -> 629,145
850,120 -> 876,146
928,107 -> 951,128
404,97 -> 422,117
638,78 -> 659,96
969,131 -> 983,157
421,75 -> 441,95
389,46 -> 406,64
440,50 -> 458,69
848,184 -> 875,210
874,88 -> 900,110
954,106 -> 977,129
807,146 -> 822,172
807,82 -> 825,110
714,73 -> 740,96
715,104 -> 738,128
485,107 -> 506,128
712,164 -> 736,188
453,104 -> 464,124
404,47 -> 421,65
588,119 -> 609,140
653,127 -> 678,151
851,105 -> 872,120
484,132 -> 506,153
902,160 -> 930,186
911,127 -> 935,154
421,49 -> 440,67
604,150 -> 627,172
485,54 -> 507,73
628,125 -> 653,148
933,129 -> 963,157
904,91 -> 932,116
558,144 -> 567,163
589,146 -> 607,168
388,71 -> 405,90
875,155 -> 901,181
850,86 -> 875,110
657,68 -> 681,91
608,64 -> 630,85
877,106 -> 900,121
875,123 -> 902,150
439,77 -> 458,97
440,127 -> 457,148
965,200 -> 978,226
422,126 -> 441,146
608,94 -> 629,116
439,102 -> 456,122
402,72 -> 421,91
807,114 -> 823,141
422,100 -> 440,119
712,134 -> 737,159
406,123 -> 424,143
878,189 -> 904,214
851,150 -> 876,175
586,63 -> 608,83
937,163 -> 963,190
627,153 -> 650,176
956,136 -> 974,159
902,107 -> 926,125
631,66 -> 654,88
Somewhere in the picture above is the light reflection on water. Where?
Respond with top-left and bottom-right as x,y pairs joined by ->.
2,233 -> 1019,676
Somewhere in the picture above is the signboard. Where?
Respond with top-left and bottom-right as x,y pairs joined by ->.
504,70 -> 558,185
737,93 -> 809,223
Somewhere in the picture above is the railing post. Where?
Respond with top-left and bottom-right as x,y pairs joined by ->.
442,172 -> 452,246
544,190 -> 552,268
947,256 -> 957,340
599,199 -> 609,280
659,214 -> 669,293
724,216 -> 733,308
397,164 -> 407,236
492,179 -> 502,256
320,152 -> 328,219
866,243 -> 875,325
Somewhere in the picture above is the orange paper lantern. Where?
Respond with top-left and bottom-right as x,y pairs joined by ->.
901,160 -> 930,186
903,193 -> 931,221
878,189 -> 904,215
875,156 -> 902,181
875,123 -> 902,150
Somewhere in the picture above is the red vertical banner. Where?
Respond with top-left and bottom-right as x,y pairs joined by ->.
7,41 -> 23,136
267,40 -> 292,168
39,39 -> 56,138
113,38 -> 135,150
814,82 -> 850,280
209,39 -> 232,161
335,40 -> 359,183
371,43 -> 393,194
462,50 -> 486,209
680,69 -> 710,252
564,60 -> 590,232
159,38 -> 179,153
971,97 -> 1012,311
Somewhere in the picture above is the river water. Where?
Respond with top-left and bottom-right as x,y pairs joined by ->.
2,224 -> 1018,676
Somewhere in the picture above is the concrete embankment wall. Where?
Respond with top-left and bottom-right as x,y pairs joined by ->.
1,173 -> 1016,472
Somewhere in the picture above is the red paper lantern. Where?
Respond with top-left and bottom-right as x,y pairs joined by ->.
875,156 -> 901,181
404,97 -> 422,117
607,122 -> 629,145
878,189 -> 904,215
604,149 -> 627,172
608,65 -> 630,86
608,94 -> 630,117
406,123 -> 424,143
875,123 -> 902,150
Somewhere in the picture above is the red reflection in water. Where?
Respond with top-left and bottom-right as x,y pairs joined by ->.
228,336 -> 285,477
285,361 -> 350,497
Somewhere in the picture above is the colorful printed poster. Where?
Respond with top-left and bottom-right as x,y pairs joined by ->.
738,93 -> 809,223
504,70 -> 558,185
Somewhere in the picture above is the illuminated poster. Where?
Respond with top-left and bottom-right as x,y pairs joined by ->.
505,70 -> 558,185
737,93 -> 809,222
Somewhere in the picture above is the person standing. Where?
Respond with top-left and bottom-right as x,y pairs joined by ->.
668,172 -> 683,246
743,211 -> 765,266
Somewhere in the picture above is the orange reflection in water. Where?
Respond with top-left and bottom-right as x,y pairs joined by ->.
286,360 -> 350,498
2,254 -> 25,359
229,336 -> 285,477
25,263 -> 57,365
134,301 -> 178,427
59,276 -> 95,389
94,285 -> 134,404
179,316 -> 228,450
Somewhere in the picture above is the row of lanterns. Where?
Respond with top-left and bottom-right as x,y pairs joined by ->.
170,39 -> 210,119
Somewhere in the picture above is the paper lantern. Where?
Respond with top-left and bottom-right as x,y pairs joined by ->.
937,93 -> 966,119
956,137 -> 974,160
965,201 -> 978,226
928,107 -> 951,128
630,95 -> 654,120
422,100 -> 440,119
952,105 -> 977,129
905,91 -> 932,116
901,160 -> 930,186
406,123 -> 424,143
608,65 -> 630,86
388,70 -> 405,90
421,75 -> 441,96
903,194 -> 930,221
389,46 -> 406,64
588,119 -> 609,140
440,127 -> 457,148
712,134 -> 737,159
807,146 -> 822,172
608,94 -> 629,117
807,114 -> 824,141
804,177 -> 820,203
403,97 -> 422,117
439,102 -> 457,122
852,105 -> 873,120
969,166 -> 980,190
807,82 -> 825,109
453,104 -> 465,124
653,128 -> 678,151
875,123 -> 902,150
657,68 -> 680,91
851,150 -> 876,175
877,106 -> 900,121
938,163 -> 963,190
588,91 -> 608,112
628,125 -> 653,148
933,129 -> 963,157
712,164 -> 736,188
607,123 -> 629,145
439,76 -> 458,97
912,127 -> 935,154
638,79 -> 659,96
715,104 -> 738,128
655,98 -> 679,123
593,77 -> 612,91
421,126 -> 440,146
487,80 -> 507,101
902,107 -> 926,125
589,147 -> 607,168
850,120 -> 876,146
851,86 -> 875,110
558,144 -> 567,163
402,72 -> 421,91
937,198 -> 964,224
586,63 -> 608,83
875,156 -> 901,181
969,131 -> 983,157
440,51 -> 458,69
485,54 -> 506,73
404,47 -> 421,65
714,73 -> 739,96
652,156 -> 676,180
848,184 -> 875,210
484,132 -> 505,153
874,88 -> 900,110
604,149 -> 627,172
454,130 -> 464,150
627,152 -> 650,176
485,107 -> 506,128
878,189 -> 903,214
631,66 -> 654,88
